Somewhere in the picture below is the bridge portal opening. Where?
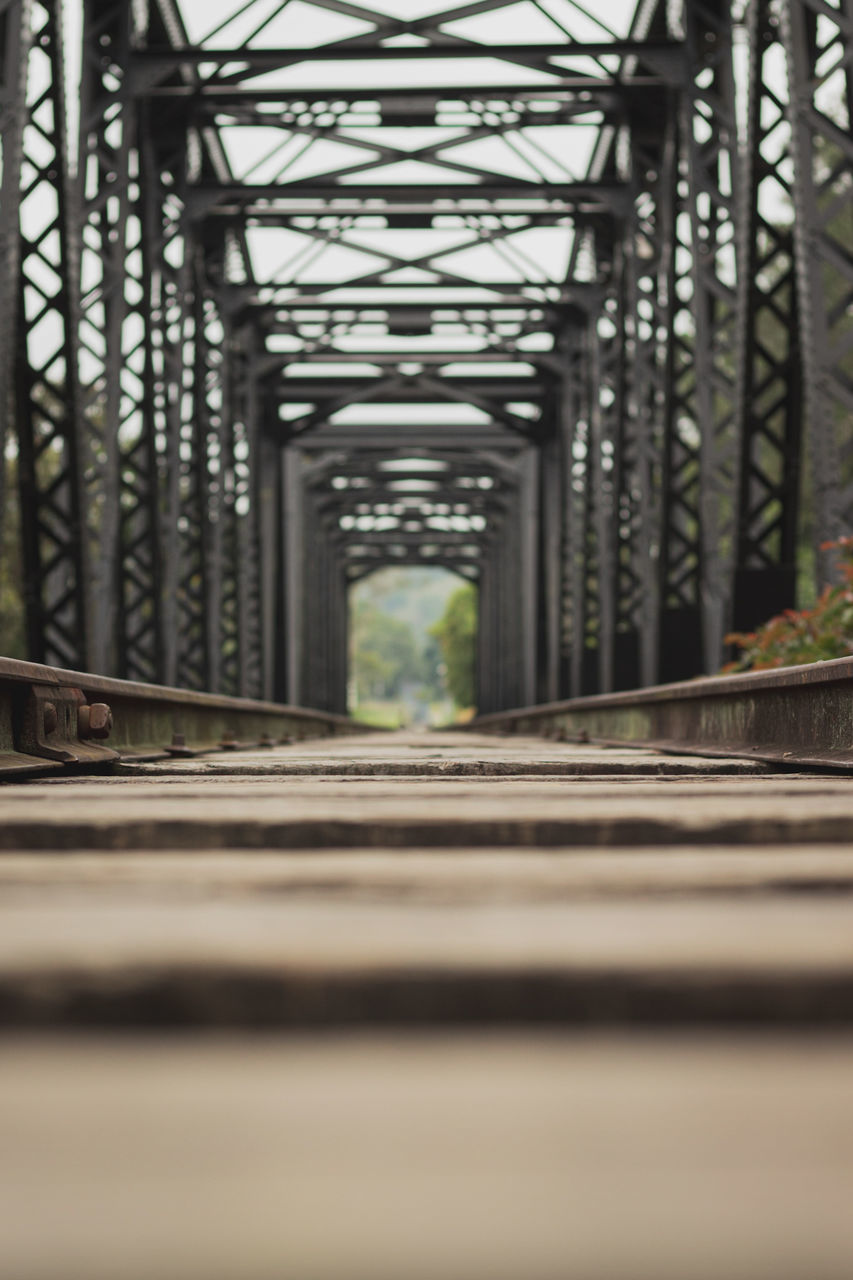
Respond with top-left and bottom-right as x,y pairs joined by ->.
348,567 -> 477,728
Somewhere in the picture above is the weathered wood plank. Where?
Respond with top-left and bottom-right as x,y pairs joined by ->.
2,1033 -> 852,1280
1,883 -> 852,1025
3,768 -> 853,848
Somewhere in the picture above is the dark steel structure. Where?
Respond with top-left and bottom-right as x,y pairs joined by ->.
1,0 -> 851,713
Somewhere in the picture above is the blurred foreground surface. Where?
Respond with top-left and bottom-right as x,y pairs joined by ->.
2,732 -> 852,1278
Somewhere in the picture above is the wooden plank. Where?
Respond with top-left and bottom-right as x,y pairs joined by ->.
2,771 -> 853,848
2,846 -> 852,899
0,871 -> 852,1025
2,1033 -> 852,1280
120,730 -> 773,775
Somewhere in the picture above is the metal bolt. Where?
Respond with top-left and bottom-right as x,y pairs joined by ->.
78,702 -> 113,740
220,729 -> 238,750
43,701 -> 59,736
258,733 -> 274,748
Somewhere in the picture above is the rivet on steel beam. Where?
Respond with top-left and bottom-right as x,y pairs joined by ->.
43,701 -> 59,736
78,702 -> 113,740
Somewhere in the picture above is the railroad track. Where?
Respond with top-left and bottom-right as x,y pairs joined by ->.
1,657 -> 853,1278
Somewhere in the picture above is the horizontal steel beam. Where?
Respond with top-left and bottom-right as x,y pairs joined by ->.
134,40 -> 684,65
285,422 -> 538,443
277,379 -> 546,397
319,486 -> 510,506
268,352 -> 553,363
248,301 -> 582,315
347,561 -> 478,581
471,658 -> 853,771
343,531 -> 485,547
140,80 -> 668,100
0,657 -> 363,777
207,101 -> 628,127
295,428 -> 524,449
213,207 -> 581,222
228,284 -> 589,302
195,181 -> 627,204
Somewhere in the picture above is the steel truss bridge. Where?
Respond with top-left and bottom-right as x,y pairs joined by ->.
1,0 -> 851,714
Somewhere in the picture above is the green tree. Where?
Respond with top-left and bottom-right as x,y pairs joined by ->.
350,599 -> 421,700
430,582 -> 477,710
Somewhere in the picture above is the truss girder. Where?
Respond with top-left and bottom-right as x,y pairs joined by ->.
782,0 -> 853,567
682,0 -> 741,667
732,0 -> 804,631
2,0 -> 851,711
0,0 -> 31,546
14,0 -> 88,668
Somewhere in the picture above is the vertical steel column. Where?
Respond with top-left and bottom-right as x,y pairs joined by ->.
538,431 -> 562,703
329,553 -> 348,715
197,282 -> 226,692
624,115 -> 681,685
306,501 -> 332,711
257,415 -> 282,702
681,0 -> 741,666
171,262 -> 214,690
586,290 -> 616,693
282,444 -> 304,706
496,508 -> 521,708
656,120 -> 704,678
476,559 -> 493,714
77,0 -> 133,673
596,240 -> 643,690
15,0 -> 89,668
650,105 -> 704,680
562,328 -> 593,697
232,334 -> 264,699
732,0 -> 803,629
139,123 -> 192,687
782,0 -> 853,570
519,446 -> 538,708
217,323 -> 241,696
0,0 -> 31,564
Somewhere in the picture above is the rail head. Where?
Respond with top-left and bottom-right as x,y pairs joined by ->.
470,656 -> 853,771
0,657 -> 370,779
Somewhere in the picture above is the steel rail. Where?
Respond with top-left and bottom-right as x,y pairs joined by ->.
0,657 -> 364,779
470,657 -> 853,771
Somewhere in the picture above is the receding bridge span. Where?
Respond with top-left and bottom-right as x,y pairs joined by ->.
2,0 -> 852,709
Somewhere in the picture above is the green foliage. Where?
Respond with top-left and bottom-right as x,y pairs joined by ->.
350,599 -> 421,700
352,698 -> 409,729
348,568 -> 462,718
430,582 -> 477,710
724,537 -> 853,672
355,567 -> 461,636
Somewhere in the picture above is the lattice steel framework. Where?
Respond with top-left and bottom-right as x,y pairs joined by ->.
1,0 -> 852,709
